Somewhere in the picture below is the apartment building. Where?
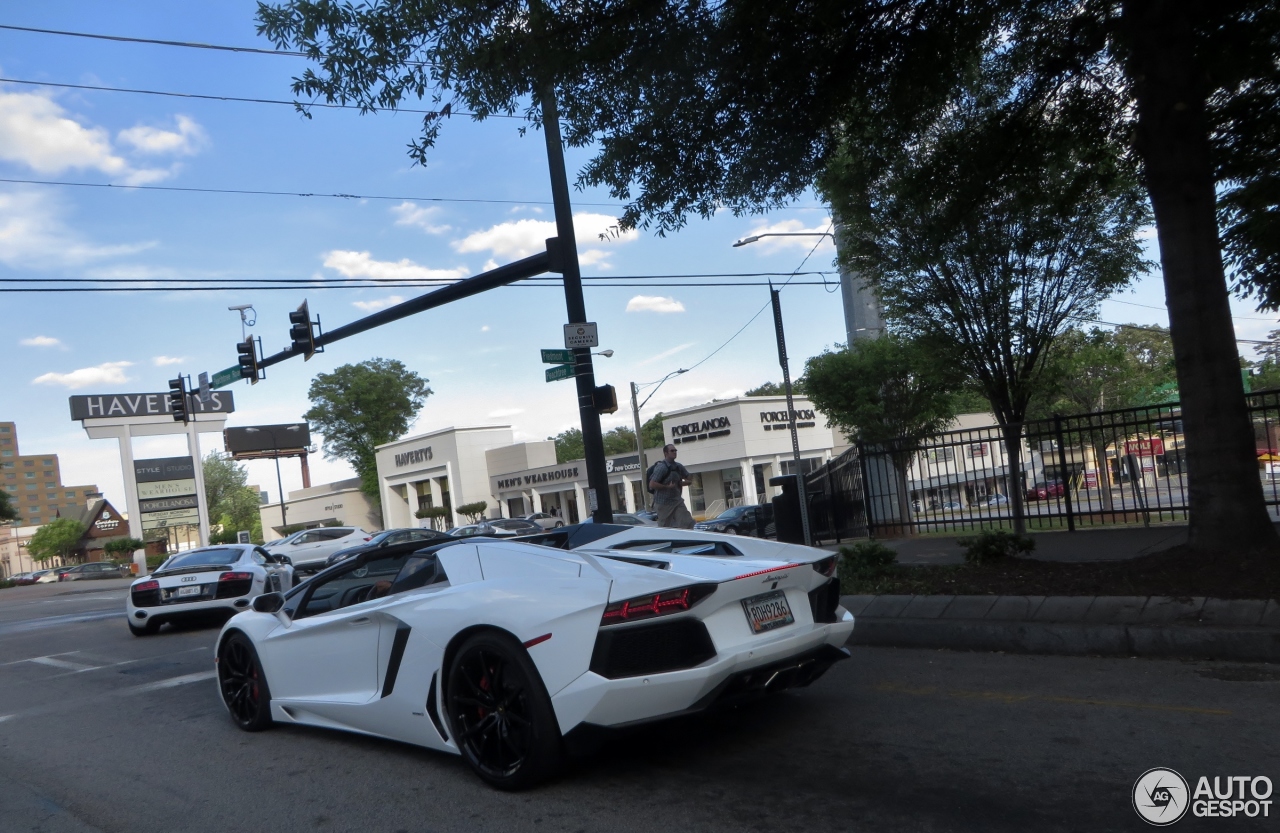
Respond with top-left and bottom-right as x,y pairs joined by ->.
0,421 -> 101,528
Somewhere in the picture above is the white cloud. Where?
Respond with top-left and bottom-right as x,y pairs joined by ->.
20,335 -> 61,347
117,115 -> 207,156
352,295 -> 405,311
488,408 -> 525,418
736,218 -> 836,254
638,342 -> 696,366
0,190 -> 155,268
509,205 -> 543,214
627,295 -> 686,314
32,361 -> 133,389
323,250 -> 470,282
152,355 -> 186,366
480,325 -> 490,332
391,202 -> 452,235
452,213 -> 636,262
0,90 -> 173,183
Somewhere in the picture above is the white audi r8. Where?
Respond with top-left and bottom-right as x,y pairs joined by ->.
214,529 -> 852,789
127,544 -> 295,636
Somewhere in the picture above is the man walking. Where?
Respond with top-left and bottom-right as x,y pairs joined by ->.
649,444 -> 694,528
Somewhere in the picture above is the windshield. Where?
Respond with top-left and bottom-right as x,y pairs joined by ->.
160,548 -> 242,570
716,507 -> 747,519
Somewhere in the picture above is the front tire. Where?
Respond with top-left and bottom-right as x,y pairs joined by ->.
218,633 -> 273,731
445,632 -> 563,790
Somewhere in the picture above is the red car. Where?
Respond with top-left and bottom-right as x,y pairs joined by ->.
1025,481 -> 1065,501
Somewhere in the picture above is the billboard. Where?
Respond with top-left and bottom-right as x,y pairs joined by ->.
224,423 -> 311,455
134,456 -> 200,532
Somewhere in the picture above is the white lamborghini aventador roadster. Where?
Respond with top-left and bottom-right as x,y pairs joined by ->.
214,526 -> 853,789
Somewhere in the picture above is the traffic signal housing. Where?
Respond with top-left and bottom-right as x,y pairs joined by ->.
168,376 -> 189,424
236,337 -> 259,384
289,300 -> 319,360
593,384 -> 618,415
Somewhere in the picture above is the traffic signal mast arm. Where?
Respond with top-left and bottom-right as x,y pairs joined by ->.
253,247 -> 554,372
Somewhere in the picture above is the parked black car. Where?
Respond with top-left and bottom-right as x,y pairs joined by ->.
693,504 -> 775,537
325,527 -> 455,567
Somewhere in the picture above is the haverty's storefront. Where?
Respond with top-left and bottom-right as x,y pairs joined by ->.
661,396 -> 846,517
376,426 -> 516,531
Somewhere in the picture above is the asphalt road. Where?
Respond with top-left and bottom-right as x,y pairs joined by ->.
1,581 -> 1277,833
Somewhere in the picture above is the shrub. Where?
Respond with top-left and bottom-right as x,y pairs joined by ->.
839,539 -> 898,577
957,529 -> 1035,565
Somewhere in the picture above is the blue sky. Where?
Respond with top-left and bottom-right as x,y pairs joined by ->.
2,2 -> 1275,510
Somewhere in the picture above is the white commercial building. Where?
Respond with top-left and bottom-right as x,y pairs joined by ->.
370,396 -> 847,528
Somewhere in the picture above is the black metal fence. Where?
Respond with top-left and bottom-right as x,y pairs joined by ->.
802,390 -> 1280,538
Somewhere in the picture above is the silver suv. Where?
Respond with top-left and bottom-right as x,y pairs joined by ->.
264,527 -> 373,573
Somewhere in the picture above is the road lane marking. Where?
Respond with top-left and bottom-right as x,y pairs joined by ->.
124,670 -> 216,693
0,715 -> 12,724
28,656 -> 99,672
873,681 -> 1232,716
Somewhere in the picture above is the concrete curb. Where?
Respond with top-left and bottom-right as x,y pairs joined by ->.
841,594 -> 1280,662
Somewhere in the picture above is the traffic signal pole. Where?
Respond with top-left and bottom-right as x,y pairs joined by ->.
539,83 -> 612,524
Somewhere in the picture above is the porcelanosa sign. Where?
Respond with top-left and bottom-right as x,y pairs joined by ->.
69,391 -> 236,420
670,415 -> 731,445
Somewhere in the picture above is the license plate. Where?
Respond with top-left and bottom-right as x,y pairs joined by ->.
741,591 -> 794,634
177,585 -> 202,597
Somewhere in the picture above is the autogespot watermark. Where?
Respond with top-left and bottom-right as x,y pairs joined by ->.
1132,768 -> 1273,825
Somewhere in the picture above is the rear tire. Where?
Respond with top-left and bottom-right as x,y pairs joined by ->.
128,619 -> 160,636
218,633 -> 274,731
446,631 -> 563,790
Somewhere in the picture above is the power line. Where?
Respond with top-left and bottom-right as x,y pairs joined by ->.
0,176 -> 623,208
0,279 -> 842,293
0,271 -> 834,285
0,23 -> 313,58
0,76 -> 516,119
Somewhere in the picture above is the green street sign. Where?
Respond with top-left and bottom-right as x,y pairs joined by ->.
541,348 -> 574,364
211,366 -> 240,389
545,363 -> 576,383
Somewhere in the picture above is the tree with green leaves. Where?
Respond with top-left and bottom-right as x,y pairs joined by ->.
549,426 -> 639,463
202,452 -> 265,541
305,359 -> 432,505
0,489 -> 19,525
455,501 -> 489,523
824,59 -> 1148,532
203,451 -> 249,515
805,335 -> 962,524
103,537 -> 146,562
255,0 -> 1280,553
27,518 -> 86,564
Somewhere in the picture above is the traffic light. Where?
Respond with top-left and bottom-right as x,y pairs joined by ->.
168,376 -> 188,424
289,300 -> 318,360
236,337 -> 259,384
593,384 -> 618,415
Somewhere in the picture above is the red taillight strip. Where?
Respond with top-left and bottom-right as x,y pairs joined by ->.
731,563 -> 803,581
522,633 -> 552,648
134,580 -> 159,592
219,572 -> 253,581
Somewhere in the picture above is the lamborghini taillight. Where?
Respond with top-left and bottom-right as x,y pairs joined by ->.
812,555 -> 838,577
600,584 -> 716,626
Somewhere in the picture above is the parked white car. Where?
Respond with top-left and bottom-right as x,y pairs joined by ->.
522,512 -> 565,530
263,527 -> 373,573
215,531 -> 851,789
127,544 -> 294,636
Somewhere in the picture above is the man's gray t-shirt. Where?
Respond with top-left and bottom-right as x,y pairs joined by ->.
651,460 -> 690,506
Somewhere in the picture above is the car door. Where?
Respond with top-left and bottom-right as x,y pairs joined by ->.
252,547 -> 290,592
256,561 -> 386,705
287,531 -> 324,564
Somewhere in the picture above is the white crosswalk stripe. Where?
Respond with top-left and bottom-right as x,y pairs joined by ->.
28,656 -> 100,672
124,670 -> 217,693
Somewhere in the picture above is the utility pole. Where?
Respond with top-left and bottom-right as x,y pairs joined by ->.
771,287 -> 812,546
630,382 -> 649,511
539,82 -> 612,523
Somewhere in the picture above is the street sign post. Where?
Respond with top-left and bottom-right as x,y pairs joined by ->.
546,364 -> 576,383
211,366 -> 240,389
540,348 -> 574,364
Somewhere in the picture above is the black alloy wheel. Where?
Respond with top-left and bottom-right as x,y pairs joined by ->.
218,633 -> 274,731
446,632 -> 563,790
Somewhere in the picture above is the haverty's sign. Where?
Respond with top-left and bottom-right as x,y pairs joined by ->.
135,456 -> 201,532
69,391 -> 236,421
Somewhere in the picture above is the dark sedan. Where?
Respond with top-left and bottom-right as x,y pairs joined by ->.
325,527 -> 454,567
58,562 -> 127,581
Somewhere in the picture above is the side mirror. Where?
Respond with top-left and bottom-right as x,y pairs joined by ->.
252,592 -> 284,613
276,555 -> 293,566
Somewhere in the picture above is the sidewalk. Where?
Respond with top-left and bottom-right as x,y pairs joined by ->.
878,524 -> 1193,565
842,593 -> 1280,662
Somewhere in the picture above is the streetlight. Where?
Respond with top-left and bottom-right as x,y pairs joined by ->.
732,231 -> 834,247
246,426 -> 300,534
630,368 -> 689,510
